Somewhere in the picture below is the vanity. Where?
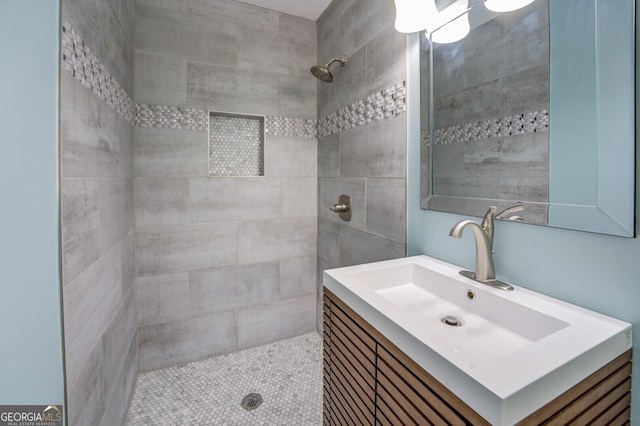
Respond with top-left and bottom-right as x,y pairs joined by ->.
322,256 -> 632,425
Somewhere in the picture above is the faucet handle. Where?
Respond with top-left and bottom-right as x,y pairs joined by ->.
496,203 -> 524,220
480,206 -> 498,229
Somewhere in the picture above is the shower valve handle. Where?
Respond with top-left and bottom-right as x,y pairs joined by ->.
330,203 -> 348,213
329,195 -> 351,222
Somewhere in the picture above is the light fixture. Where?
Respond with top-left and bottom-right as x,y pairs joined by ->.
393,0 -> 432,33
484,0 -> 536,12
426,0 -> 470,44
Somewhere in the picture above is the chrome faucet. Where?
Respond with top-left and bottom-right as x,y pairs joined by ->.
448,204 -> 523,291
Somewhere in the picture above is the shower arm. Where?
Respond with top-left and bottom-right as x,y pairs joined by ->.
325,57 -> 347,68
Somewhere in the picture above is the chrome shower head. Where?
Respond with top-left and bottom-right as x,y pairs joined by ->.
310,57 -> 347,83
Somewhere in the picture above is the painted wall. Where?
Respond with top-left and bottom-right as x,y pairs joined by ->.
407,3 -> 640,421
0,0 -> 65,411
133,0 -> 318,372
59,0 -> 138,423
316,0 -> 408,330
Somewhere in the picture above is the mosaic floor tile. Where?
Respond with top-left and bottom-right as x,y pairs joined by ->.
125,332 -> 323,426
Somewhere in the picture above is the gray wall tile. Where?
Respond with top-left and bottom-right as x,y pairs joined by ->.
237,295 -> 316,350
339,115 -> 407,178
265,136 -> 317,177
280,256 -> 316,299
187,61 -> 279,114
136,0 -> 186,11
279,13 -> 317,42
189,177 -> 281,223
366,178 -> 406,243
99,177 -> 134,254
317,218 -> 341,270
318,134 -> 340,178
340,0 -> 395,57
66,342 -> 106,426
339,226 -> 405,267
278,75 -> 318,120
189,262 -> 280,315
138,311 -> 237,372
101,335 -> 137,426
136,273 -> 190,327
135,4 -> 184,57
134,52 -> 187,105
135,177 -> 189,226
136,223 -> 239,276
64,243 -> 123,389
239,217 -> 317,264
102,287 -> 137,399
280,177 -> 317,218
366,24 -> 406,94
134,127 -> 208,177
99,0 -> 134,95
61,178 -> 100,285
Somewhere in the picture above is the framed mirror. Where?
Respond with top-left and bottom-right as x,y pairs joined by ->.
420,0 -> 635,237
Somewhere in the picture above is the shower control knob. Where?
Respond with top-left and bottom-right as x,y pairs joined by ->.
329,194 -> 351,222
330,203 -> 348,213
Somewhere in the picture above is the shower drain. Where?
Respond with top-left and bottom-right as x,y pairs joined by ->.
241,393 -> 263,411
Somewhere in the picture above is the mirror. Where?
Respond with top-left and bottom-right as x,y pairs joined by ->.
420,0 -> 635,237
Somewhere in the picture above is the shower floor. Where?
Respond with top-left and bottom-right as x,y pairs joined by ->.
125,332 -> 323,425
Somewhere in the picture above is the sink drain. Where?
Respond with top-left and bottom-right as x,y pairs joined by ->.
241,393 -> 263,411
441,315 -> 463,327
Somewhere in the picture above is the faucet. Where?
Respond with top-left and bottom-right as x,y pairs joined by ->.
448,204 -> 522,291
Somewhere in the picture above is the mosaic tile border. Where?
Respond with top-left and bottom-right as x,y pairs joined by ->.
421,110 -> 549,145
318,81 -> 407,138
135,104 -> 208,130
61,23 -> 134,124
136,104 -> 317,139
265,116 -> 317,139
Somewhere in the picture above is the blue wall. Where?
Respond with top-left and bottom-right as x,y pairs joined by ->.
406,3 -> 640,421
0,0 -> 65,412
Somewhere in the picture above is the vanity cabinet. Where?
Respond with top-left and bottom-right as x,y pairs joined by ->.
322,288 -> 632,425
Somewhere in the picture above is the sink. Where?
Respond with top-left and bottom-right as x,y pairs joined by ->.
323,255 -> 632,425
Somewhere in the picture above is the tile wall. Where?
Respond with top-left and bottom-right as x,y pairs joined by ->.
134,0 -> 318,372
316,0 -> 408,330
59,0 -> 137,424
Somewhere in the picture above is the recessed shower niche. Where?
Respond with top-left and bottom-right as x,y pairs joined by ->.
208,111 -> 265,177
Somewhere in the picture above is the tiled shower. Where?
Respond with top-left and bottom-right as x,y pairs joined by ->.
59,0 -> 408,423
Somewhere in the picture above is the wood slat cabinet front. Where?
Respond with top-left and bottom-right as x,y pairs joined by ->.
322,288 -> 632,426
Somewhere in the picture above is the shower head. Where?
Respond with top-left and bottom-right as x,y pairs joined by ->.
310,57 -> 347,83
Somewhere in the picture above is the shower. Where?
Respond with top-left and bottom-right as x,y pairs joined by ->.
310,56 -> 348,82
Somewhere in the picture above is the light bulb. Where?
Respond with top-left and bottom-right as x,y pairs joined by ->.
393,0 -> 430,33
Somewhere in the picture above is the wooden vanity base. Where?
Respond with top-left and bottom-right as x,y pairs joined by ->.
322,288 -> 632,425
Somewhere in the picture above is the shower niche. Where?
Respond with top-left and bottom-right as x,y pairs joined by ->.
208,111 -> 265,177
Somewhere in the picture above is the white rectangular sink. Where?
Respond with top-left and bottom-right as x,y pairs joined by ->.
323,255 -> 632,425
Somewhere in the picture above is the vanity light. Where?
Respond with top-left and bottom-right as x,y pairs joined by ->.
393,0 -> 432,33
484,0 -> 536,12
394,0 -> 470,44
